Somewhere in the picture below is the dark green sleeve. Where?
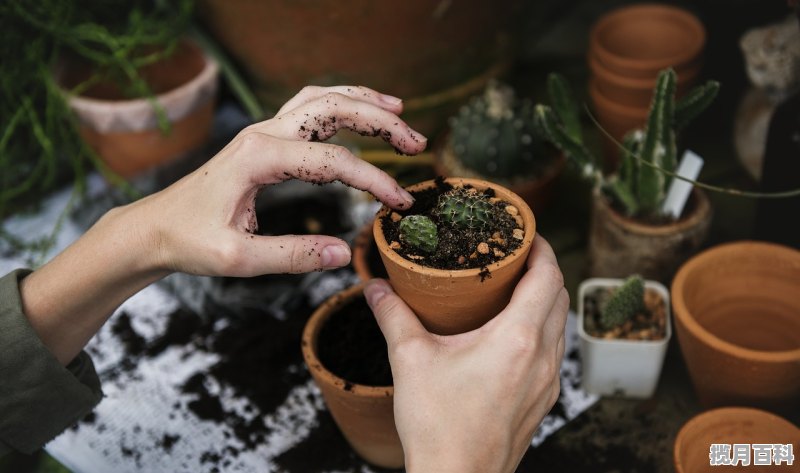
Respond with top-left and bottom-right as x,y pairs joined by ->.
0,269 -> 103,455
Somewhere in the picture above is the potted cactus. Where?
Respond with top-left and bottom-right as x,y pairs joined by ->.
435,80 -> 566,212
578,275 -> 671,398
535,69 -> 719,282
373,177 -> 536,335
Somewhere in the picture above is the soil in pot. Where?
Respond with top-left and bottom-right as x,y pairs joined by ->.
317,296 -> 392,388
380,177 -> 524,272
583,286 -> 668,341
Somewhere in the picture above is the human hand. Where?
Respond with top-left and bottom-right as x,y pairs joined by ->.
364,235 -> 568,473
125,85 -> 427,277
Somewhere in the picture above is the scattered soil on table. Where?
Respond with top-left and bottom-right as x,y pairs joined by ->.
317,296 -> 392,387
583,287 -> 667,341
380,177 -> 523,270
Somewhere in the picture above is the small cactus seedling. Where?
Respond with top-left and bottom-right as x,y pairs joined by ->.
534,69 -> 720,219
448,80 -> 549,179
398,215 -> 438,254
435,187 -> 493,230
599,275 -> 645,330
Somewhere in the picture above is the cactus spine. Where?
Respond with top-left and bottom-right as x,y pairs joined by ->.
600,275 -> 645,329
448,80 -> 545,179
435,188 -> 493,230
534,69 -> 719,219
398,215 -> 438,254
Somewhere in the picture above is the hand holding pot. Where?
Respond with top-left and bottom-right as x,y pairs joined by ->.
365,235 -> 568,473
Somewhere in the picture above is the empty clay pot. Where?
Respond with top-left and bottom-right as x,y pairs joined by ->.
373,177 -> 536,335
59,40 -> 219,178
672,241 -> 800,417
301,283 -> 403,468
674,407 -> 800,473
589,52 -> 702,109
589,4 -> 705,80
588,187 -> 712,283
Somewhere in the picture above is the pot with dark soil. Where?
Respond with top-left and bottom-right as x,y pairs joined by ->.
578,275 -> 671,398
373,177 -> 536,335
301,283 -> 402,469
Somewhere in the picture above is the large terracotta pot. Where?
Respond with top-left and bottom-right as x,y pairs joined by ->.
59,40 -> 219,178
588,187 -> 712,283
589,4 -> 705,80
434,138 -> 567,215
674,407 -> 800,473
301,283 -> 403,468
373,177 -> 536,335
197,1 -> 523,140
671,241 -> 800,417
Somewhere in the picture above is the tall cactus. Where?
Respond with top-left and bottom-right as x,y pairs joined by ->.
534,69 -> 719,219
448,81 -> 547,179
435,188 -> 493,230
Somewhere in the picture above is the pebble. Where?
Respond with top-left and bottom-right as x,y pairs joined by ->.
469,251 -> 478,259
512,228 -> 524,240
389,241 -> 401,250
513,215 -> 524,228
493,248 -> 505,258
489,197 -> 502,205
505,205 -> 519,216
477,242 -> 490,254
390,212 -> 402,222
457,255 -> 466,265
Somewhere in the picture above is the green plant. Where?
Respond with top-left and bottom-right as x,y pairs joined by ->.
399,215 -> 438,254
448,80 -> 552,180
600,275 -> 645,329
435,188 -> 493,230
534,69 -> 720,219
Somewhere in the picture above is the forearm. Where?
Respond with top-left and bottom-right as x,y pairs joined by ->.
19,204 -> 168,365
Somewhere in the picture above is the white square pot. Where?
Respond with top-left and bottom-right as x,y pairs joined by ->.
577,278 -> 672,398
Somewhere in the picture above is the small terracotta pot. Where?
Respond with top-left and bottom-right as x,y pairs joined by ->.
59,40 -> 219,178
589,52 -> 702,109
674,407 -> 800,473
373,178 -> 536,335
671,241 -> 800,417
589,4 -> 705,80
588,187 -> 712,283
434,138 -> 567,214
301,283 -> 403,468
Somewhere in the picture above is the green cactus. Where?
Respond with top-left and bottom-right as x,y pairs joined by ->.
534,69 -> 720,219
599,275 -> 645,330
398,215 -> 438,253
435,187 -> 493,230
448,80 -> 548,179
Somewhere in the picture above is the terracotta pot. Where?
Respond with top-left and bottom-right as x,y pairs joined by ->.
578,278 -> 671,398
671,241 -> 800,417
301,283 -> 403,468
588,79 -> 649,167
434,138 -> 566,214
588,187 -> 712,283
589,52 -> 702,109
59,40 -> 219,178
373,178 -> 536,335
674,407 -> 800,473
198,0 -> 522,140
589,4 -> 705,80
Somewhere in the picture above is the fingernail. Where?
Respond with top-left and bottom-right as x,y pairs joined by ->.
364,280 -> 390,308
380,94 -> 402,106
398,187 -> 415,206
321,244 -> 351,269
408,127 -> 427,143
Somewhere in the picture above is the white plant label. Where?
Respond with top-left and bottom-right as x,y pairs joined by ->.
662,149 -> 704,218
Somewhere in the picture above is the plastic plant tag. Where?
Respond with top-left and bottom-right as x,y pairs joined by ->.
662,149 -> 704,218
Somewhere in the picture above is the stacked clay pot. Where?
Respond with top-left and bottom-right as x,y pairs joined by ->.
588,4 -> 706,165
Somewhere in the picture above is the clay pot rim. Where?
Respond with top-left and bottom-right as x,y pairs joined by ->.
593,187 -> 711,236
62,39 -> 219,114
301,282 -> 394,398
671,240 -> 800,363
589,79 -> 650,121
673,406 -> 800,473
588,52 -> 702,91
577,277 -> 672,346
373,177 -> 536,278
589,4 -> 706,74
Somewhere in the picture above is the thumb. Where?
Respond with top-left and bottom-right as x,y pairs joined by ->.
364,279 -> 428,349
238,234 -> 351,275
